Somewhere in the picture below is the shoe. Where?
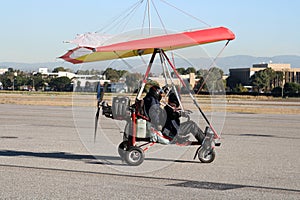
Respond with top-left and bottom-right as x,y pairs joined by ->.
150,133 -> 170,144
174,135 -> 190,144
150,135 -> 157,142
157,136 -> 170,145
214,138 -> 221,146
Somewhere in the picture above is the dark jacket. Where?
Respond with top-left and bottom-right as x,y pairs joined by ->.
163,105 -> 181,138
143,93 -> 162,126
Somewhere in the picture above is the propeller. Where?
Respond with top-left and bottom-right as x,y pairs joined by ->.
94,82 -> 104,142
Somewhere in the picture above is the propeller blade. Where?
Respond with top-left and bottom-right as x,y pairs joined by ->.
94,82 -> 104,142
94,103 -> 100,142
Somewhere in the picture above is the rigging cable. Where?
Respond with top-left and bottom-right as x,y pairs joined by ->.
141,0 -> 152,35
159,0 -> 211,27
196,40 -> 231,94
150,0 -> 168,35
96,0 -> 144,33
147,0 -> 151,34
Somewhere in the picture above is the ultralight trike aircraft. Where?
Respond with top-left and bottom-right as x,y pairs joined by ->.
60,25 -> 235,166
59,0 -> 235,166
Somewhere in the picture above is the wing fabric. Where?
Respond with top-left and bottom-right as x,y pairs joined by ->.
60,27 -> 235,64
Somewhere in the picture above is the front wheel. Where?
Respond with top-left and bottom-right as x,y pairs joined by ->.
124,146 -> 145,166
198,147 -> 215,163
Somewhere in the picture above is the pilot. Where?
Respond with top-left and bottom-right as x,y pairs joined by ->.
162,92 -> 205,144
143,85 -> 169,144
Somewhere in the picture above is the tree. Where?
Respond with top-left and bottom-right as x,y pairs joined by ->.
206,67 -> 224,92
49,76 -> 72,91
271,86 -> 282,97
194,67 -> 224,93
250,70 -> 267,92
265,67 -> 276,90
14,76 -> 24,90
250,68 -> 275,93
103,68 -> 121,82
176,68 -> 186,75
226,75 -> 242,91
0,69 -> 17,89
185,67 -> 196,74
117,70 -> 128,78
52,67 -> 68,73
193,77 -> 207,93
31,73 -> 45,91
125,73 -> 142,92
284,82 -> 300,96
233,83 -> 248,93
0,76 -> 12,89
275,71 -> 284,86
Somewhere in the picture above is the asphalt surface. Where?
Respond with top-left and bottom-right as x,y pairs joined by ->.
0,103 -> 299,199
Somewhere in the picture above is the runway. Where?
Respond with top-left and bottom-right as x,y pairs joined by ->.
0,104 -> 299,199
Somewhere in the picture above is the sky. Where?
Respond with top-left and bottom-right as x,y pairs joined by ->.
1,0 -> 300,63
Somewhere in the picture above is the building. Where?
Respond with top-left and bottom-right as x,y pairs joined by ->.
38,68 -> 48,74
37,68 -> 109,92
229,63 -> 300,88
38,68 -> 76,79
149,73 -> 196,89
0,68 -> 8,75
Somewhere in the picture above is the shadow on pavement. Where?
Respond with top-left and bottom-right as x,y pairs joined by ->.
0,150 -> 200,165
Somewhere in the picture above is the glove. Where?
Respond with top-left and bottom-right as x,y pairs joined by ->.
162,85 -> 169,94
156,125 -> 163,131
179,111 -> 188,118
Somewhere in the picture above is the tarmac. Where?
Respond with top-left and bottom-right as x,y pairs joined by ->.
0,103 -> 299,199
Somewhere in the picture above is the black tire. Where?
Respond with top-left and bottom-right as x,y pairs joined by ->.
124,146 -> 145,166
118,141 -> 128,158
198,147 -> 216,163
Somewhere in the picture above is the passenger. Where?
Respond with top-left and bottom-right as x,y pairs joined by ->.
143,85 -> 170,144
162,92 -> 205,144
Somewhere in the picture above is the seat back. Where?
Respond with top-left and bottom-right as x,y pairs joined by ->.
112,96 -> 131,120
134,99 -> 149,121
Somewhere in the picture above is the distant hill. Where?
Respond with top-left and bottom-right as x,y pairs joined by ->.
0,61 -> 76,72
188,55 -> 300,74
1,55 -> 300,74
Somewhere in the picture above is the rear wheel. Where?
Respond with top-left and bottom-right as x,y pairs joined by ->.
198,147 -> 215,163
118,141 -> 128,159
124,146 -> 145,166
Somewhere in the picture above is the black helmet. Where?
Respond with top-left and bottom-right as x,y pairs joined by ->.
148,85 -> 163,100
168,92 -> 180,107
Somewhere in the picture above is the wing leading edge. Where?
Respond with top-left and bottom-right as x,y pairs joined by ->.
59,26 -> 235,64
